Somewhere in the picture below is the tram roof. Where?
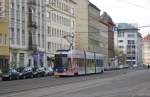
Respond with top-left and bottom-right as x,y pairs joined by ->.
55,50 -> 104,59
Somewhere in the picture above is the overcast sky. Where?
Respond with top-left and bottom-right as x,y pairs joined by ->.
89,0 -> 150,37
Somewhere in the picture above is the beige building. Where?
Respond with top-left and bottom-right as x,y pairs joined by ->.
46,0 -> 76,64
143,34 -> 150,65
74,0 -> 89,50
74,0 -> 108,67
101,12 -> 115,65
0,0 -> 9,71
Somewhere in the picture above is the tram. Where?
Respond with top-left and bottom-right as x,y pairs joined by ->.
54,50 -> 105,76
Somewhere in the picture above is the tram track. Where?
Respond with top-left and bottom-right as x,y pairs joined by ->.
0,68 -> 144,96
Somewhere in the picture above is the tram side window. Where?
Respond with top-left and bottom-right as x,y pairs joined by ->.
96,59 -> 99,67
96,59 -> 103,67
80,59 -> 84,67
100,59 -> 104,67
68,58 -> 71,67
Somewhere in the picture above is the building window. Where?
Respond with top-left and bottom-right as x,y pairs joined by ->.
17,29 -> 20,45
42,35 -> 44,48
12,52 -> 17,65
19,53 -> 24,67
22,30 -> 25,46
128,40 -> 135,44
118,32 -> 124,37
119,46 -> 124,48
0,34 -> 2,45
11,2 -> 14,8
4,34 -> 7,45
118,40 -> 123,43
127,45 -> 136,49
126,57 -> 136,60
128,34 -> 135,38
48,26 -> 51,36
48,42 -> 50,50
11,28 -> 15,44
38,34 -> 40,47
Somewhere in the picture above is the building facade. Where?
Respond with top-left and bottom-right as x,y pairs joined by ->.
114,23 -> 143,66
88,3 -> 109,68
0,0 -> 9,71
101,12 -> 115,66
9,0 -> 47,68
74,0 -> 109,67
46,0 -> 76,65
143,34 -> 150,66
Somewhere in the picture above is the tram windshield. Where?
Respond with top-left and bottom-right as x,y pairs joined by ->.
55,54 -> 68,68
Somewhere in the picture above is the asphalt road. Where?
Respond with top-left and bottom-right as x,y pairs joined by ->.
0,68 -> 149,97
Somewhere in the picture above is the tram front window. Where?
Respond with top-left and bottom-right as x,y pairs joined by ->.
55,54 -> 68,72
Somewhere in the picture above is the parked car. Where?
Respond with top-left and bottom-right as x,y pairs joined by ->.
37,67 -> 46,77
123,64 -> 129,69
45,67 -> 53,76
119,65 -> 124,69
133,64 -> 138,68
2,68 -> 20,81
33,67 -> 46,77
19,67 -> 33,79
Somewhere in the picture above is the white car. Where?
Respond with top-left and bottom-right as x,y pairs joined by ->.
133,64 -> 138,67
119,65 -> 124,69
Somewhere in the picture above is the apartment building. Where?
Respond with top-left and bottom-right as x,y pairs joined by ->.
46,0 -> 76,64
101,12 -> 115,66
73,0 -> 109,67
9,0 -> 47,68
0,0 -> 9,71
114,23 -> 143,66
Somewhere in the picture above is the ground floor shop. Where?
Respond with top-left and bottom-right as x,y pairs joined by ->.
10,49 -> 47,68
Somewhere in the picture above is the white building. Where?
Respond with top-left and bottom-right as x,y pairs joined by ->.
46,0 -> 76,65
9,0 -> 47,68
114,23 -> 143,66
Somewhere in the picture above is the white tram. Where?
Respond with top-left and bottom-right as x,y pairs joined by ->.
54,50 -> 104,76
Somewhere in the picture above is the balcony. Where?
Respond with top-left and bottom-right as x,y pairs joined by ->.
28,22 -> 37,29
28,33 -> 37,51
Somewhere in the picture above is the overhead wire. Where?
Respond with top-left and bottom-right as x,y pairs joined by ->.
117,0 -> 150,10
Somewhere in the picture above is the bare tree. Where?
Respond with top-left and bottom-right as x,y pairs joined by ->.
115,48 -> 126,65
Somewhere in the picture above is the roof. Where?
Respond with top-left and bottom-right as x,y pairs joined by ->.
101,12 -> 113,24
89,2 -> 100,11
70,0 -> 77,4
117,23 -> 139,30
117,23 -> 140,31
